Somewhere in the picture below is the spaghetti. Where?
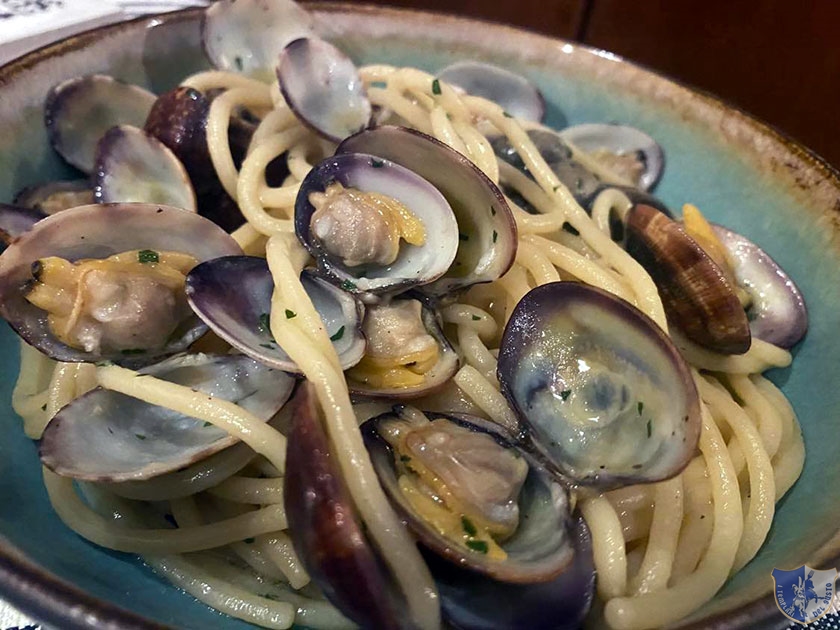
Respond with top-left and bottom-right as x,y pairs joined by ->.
10,62 -> 805,630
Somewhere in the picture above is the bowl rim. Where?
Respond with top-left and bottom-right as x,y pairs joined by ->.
0,3 -> 836,629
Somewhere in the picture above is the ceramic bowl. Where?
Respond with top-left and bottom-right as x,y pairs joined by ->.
0,4 -> 838,629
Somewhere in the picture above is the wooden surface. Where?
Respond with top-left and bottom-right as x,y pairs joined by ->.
353,0 -> 840,169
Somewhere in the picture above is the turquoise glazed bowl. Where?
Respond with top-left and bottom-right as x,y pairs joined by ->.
0,4 -> 838,629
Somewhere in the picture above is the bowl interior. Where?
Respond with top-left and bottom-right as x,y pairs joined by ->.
0,5 -> 838,628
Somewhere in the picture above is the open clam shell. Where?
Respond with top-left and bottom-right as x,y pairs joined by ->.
558,123 -> 665,191
338,126 -> 517,296
437,60 -> 545,122
362,410 -> 577,583
45,75 -> 156,173
498,282 -> 701,488
625,204 -> 751,354
284,383 -> 408,629
0,203 -> 242,364
185,256 -> 366,372
277,38 -> 372,143
0,204 -> 46,245
13,179 -> 94,215
40,352 -> 294,482
295,152 -> 459,295
714,224 -> 808,348
202,0 -> 316,81
94,125 -> 197,211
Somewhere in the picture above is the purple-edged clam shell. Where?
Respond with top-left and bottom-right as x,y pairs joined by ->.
558,123 -> 665,191
498,282 -> 701,489
295,152 -> 459,295
277,38 -> 372,143
714,224 -> 808,348
40,352 -> 294,482
426,514 -> 594,630
284,383 -> 408,630
45,75 -> 156,173
0,203 -> 242,364
13,179 -> 94,215
338,126 -> 517,296
185,256 -> 365,373
0,204 -> 46,245
94,125 -> 197,211
362,410 -> 577,583
437,60 -> 545,122
202,0 -> 316,81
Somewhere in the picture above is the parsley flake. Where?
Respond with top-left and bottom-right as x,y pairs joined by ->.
458,233 -> 469,242
472,315 -> 481,321
244,537 -> 255,544
138,249 -> 159,264
492,230 -> 498,243
285,309 -> 296,319
490,206 -> 497,216
432,78 -> 442,95
370,80 -> 388,89
135,433 -> 147,441
466,539 -> 488,554
41,403 -> 47,411
637,401 -> 644,415
461,516 -> 477,537
258,312 -> 271,333
340,279 -> 357,291
203,421 -> 213,428
370,158 -> 385,168
330,326 -> 345,342
646,419 -> 653,438
560,389 -> 571,401
503,111 -> 513,118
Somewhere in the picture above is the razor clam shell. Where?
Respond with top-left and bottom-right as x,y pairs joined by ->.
295,152 -> 459,295
497,282 -> 701,488
202,0 -> 316,81
45,74 -> 156,173
438,60 -> 545,122
39,352 -> 294,482
0,203 -> 242,364
13,180 -> 94,215
338,126 -> 517,296
714,224 -> 808,348
185,256 -> 366,372
277,38 -> 372,143
625,204 -> 751,354
94,125 -> 197,211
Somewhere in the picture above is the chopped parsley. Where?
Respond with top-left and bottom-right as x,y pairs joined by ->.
330,326 -> 345,342
121,348 -> 145,356
637,401 -> 644,415
400,455 -> 411,463
40,403 -> 47,411
258,312 -> 271,333
431,78 -> 441,95
340,279 -> 357,291
370,80 -> 388,89
503,111 -> 513,118
234,56 -> 244,71
492,230 -> 498,243
134,433 -> 147,441
370,158 -> 385,168
472,315 -> 481,321
466,539 -> 488,554
458,233 -> 469,242
285,309 -> 296,319
203,421 -> 213,428
138,249 -> 159,264
244,537 -> 255,544
560,389 -> 571,401
461,516 -> 477,537
646,419 -> 652,438
490,206 -> 497,216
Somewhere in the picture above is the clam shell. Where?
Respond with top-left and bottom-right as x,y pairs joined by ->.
13,179 -> 94,215
185,256 -> 366,372
625,204 -> 751,354
338,126 -> 517,296
202,0 -> 316,81
437,60 -> 545,122
498,282 -> 701,488
45,75 -> 156,173
295,152 -> 459,295
94,125 -> 197,211
0,203 -> 242,363
0,204 -> 46,245
277,38 -> 372,143
39,352 -> 294,482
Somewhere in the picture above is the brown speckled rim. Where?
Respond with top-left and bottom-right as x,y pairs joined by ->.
0,4 -> 838,629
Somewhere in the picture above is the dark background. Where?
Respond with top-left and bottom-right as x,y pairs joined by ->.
339,0 -> 840,169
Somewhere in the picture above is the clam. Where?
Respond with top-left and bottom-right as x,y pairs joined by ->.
625,204 -> 751,354
45,75 -> 156,173
346,297 -> 459,399
437,60 -> 545,122
277,38 -> 372,143
185,256 -> 366,372
338,126 -> 517,296
0,203 -> 45,245
93,125 -> 197,211
13,179 -> 94,215
713,224 -> 808,348
284,384 -> 408,629
0,203 -> 242,364
202,0 -> 316,81
295,152 -> 459,296
497,282 -> 701,488
558,123 -> 664,191
40,352 -> 294,482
